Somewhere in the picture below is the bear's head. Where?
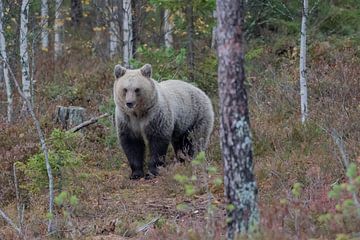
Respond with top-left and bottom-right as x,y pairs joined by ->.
113,64 -> 156,116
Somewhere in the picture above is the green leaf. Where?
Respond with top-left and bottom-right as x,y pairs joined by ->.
70,195 -> 79,206
292,182 -> 303,198
185,184 -> 195,196
226,204 -> 235,212
346,163 -> 357,179
46,212 -> 54,220
213,177 -> 223,186
174,174 -> 188,184
207,166 -> 217,174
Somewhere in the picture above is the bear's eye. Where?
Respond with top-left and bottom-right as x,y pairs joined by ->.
123,88 -> 128,93
135,88 -> 140,93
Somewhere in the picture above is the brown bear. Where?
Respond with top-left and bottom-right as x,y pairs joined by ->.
113,64 -> 214,179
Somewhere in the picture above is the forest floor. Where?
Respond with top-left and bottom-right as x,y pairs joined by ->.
1,36 -> 360,239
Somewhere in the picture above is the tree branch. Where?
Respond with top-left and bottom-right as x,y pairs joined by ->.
5,61 -> 55,233
68,113 -> 110,133
0,209 -> 22,236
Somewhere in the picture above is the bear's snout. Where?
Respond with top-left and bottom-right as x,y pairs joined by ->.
126,102 -> 134,108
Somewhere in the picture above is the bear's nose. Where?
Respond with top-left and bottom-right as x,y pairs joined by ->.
126,102 -> 134,108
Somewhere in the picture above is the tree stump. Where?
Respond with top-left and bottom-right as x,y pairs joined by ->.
55,106 -> 86,130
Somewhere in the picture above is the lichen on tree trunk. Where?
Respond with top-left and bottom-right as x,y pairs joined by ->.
216,0 -> 259,238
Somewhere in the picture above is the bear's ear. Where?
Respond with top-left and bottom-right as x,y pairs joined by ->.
114,64 -> 127,79
140,64 -> 152,78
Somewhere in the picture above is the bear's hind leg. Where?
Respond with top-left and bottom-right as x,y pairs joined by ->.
172,133 -> 194,162
191,119 -> 212,157
120,133 -> 145,180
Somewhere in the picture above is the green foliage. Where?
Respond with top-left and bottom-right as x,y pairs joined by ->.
319,6 -> 360,36
99,100 -> 118,148
18,129 -> 83,193
322,162 -> 360,235
131,45 -> 187,81
291,182 -> 303,198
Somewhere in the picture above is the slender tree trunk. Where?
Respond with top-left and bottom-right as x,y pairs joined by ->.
92,0 -> 104,57
71,0 -> 83,27
41,0 -> 49,51
185,2 -> 195,81
211,10 -> 217,49
20,0 -> 31,109
0,0 -> 13,123
6,63 -> 55,234
163,9 -> 174,48
123,0 -> 133,67
217,0 -> 259,238
300,0 -> 308,124
109,0 -> 120,58
54,0 -> 64,60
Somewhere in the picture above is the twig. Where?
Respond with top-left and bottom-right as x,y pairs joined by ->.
135,217 -> 160,234
13,163 -> 24,232
331,129 -> 360,217
0,209 -> 22,237
5,61 -> 55,233
68,113 -> 110,133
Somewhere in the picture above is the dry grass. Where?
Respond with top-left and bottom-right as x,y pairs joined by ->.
1,37 -> 360,239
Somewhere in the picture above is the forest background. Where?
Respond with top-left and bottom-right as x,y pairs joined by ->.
1,0 -> 360,239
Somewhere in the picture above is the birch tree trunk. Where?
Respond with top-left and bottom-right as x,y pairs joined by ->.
20,0 -> 31,108
211,10 -> 217,49
300,0 -> 308,124
164,9 -> 174,48
0,0 -> 13,123
41,0 -> 49,51
123,0 -> 133,67
217,0 -> 259,238
185,2 -> 195,81
109,0 -> 120,58
54,0 -> 64,60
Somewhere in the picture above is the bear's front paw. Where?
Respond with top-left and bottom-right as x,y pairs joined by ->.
130,171 -> 144,180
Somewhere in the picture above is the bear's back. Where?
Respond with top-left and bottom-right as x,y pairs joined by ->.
158,80 -> 213,137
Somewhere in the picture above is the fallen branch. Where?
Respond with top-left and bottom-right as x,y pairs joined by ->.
68,113 -> 110,133
135,216 -> 160,234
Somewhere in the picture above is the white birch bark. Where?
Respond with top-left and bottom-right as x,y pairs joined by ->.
211,10 -> 217,49
41,0 -> 49,51
6,63 -> 55,233
20,0 -> 31,107
109,3 -> 119,58
123,0 -> 132,67
54,0 -> 64,59
163,9 -> 173,48
300,0 -> 308,124
0,0 -> 13,122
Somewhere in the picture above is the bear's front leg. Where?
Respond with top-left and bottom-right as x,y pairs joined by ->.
119,131 -> 145,180
147,136 -> 170,179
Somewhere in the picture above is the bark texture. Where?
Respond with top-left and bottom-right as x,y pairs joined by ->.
54,0 -> 64,59
300,0 -> 308,123
123,0 -> 133,67
109,0 -> 120,58
164,9 -> 174,48
0,0 -> 13,123
20,0 -> 31,107
185,2 -> 195,81
41,0 -> 49,51
55,106 -> 86,130
71,0 -> 83,27
216,0 -> 259,238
